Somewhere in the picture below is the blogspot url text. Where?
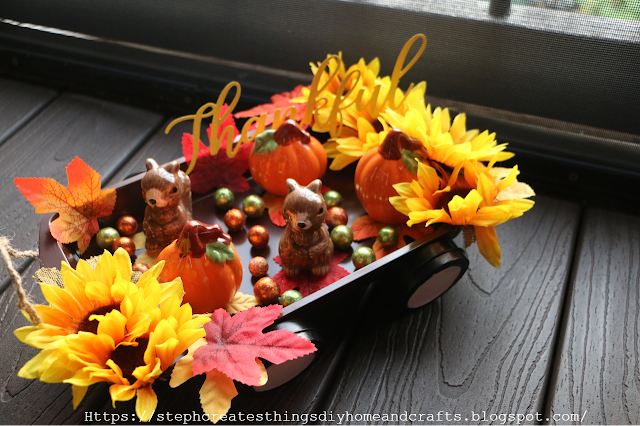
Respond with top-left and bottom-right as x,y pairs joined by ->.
84,409 -> 588,424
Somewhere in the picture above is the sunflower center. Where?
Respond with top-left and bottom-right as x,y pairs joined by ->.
110,338 -> 149,384
372,119 -> 384,133
77,303 -> 121,334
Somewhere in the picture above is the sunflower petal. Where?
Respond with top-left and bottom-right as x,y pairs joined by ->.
72,385 -> 88,409
135,385 -> 158,422
40,283 -> 84,319
84,281 -> 112,305
475,226 -> 501,268
470,206 -> 512,227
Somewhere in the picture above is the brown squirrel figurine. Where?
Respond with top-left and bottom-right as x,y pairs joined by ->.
279,178 -> 333,277
141,158 -> 193,253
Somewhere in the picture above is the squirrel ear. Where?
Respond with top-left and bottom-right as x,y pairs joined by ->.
164,161 -> 180,173
146,158 -> 159,171
286,178 -> 300,194
306,179 -> 322,194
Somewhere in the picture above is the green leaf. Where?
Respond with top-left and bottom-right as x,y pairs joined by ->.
253,129 -> 279,155
401,149 -> 419,174
206,242 -> 236,264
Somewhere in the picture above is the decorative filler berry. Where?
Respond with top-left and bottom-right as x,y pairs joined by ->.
280,289 -> 303,307
214,188 -> 235,210
224,209 -> 246,232
242,194 -> 266,218
116,215 -> 138,237
330,225 -> 353,250
325,206 -> 348,229
249,256 -> 269,278
254,277 -> 281,305
248,225 -> 270,248
96,227 -> 120,251
352,246 -> 376,269
113,236 -> 136,257
132,262 -> 150,273
377,226 -> 399,248
323,190 -> 343,207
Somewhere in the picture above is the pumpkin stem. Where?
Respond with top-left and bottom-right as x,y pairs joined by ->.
177,220 -> 231,258
379,129 -> 421,160
273,120 -> 311,146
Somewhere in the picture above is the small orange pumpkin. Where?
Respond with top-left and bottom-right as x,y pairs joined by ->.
157,220 -> 242,314
250,120 -> 327,196
354,130 -> 419,224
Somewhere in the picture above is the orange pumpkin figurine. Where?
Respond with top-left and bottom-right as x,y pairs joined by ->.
157,220 -> 242,314
354,129 -> 420,224
249,120 -> 327,196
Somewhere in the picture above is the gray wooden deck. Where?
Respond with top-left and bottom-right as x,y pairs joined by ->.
0,77 -> 634,425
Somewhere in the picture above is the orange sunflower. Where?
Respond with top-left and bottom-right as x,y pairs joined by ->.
15,248 -> 209,421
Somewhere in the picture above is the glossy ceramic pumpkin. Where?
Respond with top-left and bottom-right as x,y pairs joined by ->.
354,130 -> 418,224
250,120 -> 327,196
157,220 -> 242,314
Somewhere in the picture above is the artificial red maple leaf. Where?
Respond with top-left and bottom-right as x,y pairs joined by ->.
14,157 -> 116,253
234,85 -> 309,128
352,215 -> 434,260
192,305 -> 316,386
182,135 -> 252,194
182,104 -> 253,194
273,251 -> 349,296
263,185 -> 332,227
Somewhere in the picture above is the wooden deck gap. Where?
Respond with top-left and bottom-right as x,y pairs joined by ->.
97,114 -> 168,186
540,205 -> 585,423
0,91 -> 61,149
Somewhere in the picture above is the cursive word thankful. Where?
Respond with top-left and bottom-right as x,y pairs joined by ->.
167,34 -> 426,175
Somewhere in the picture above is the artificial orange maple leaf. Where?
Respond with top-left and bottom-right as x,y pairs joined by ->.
352,215 -> 434,260
14,157 -> 116,253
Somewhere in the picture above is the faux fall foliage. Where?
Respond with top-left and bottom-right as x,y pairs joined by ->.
14,157 -> 116,253
170,305 -> 317,423
182,104 -> 253,194
273,251 -> 350,297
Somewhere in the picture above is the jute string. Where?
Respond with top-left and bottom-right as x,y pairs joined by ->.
0,237 -> 42,325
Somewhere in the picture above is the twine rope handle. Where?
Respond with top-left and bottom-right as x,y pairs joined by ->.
0,237 -> 42,325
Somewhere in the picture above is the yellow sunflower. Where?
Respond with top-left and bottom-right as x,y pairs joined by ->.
294,53 -> 427,169
15,248 -> 209,422
391,161 -> 534,267
296,53 -> 382,134
381,104 -> 514,168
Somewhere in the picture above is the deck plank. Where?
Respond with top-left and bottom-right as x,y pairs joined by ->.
546,209 -> 640,425
319,196 -> 580,424
0,94 -> 162,424
107,117 -> 189,183
0,78 -> 57,146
